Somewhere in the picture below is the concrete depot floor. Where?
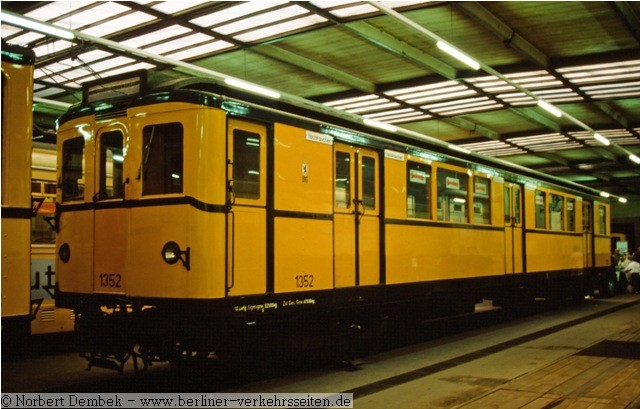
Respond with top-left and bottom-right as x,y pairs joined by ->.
2,295 -> 639,408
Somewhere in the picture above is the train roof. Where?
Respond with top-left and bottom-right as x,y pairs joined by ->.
58,71 -> 609,202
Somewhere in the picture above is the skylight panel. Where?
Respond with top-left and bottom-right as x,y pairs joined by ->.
324,94 -> 379,106
165,40 -> 234,60
143,33 -> 214,55
52,3 -> 131,31
34,86 -> 67,98
85,56 -> 137,72
3,31 -> 45,46
190,1 -> 288,28
437,103 -> 503,116
234,15 -> 327,42
101,62 -> 156,78
348,102 -> 400,114
384,80 -> 458,96
81,11 -> 156,37
26,1 -> 97,22
556,59 -> 640,73
122,25 -> 192,48
32,40 -> 73,57
364,108 -> 415,118
151,0 -> 211,15
215,5 -> 309,36
412,89 -> 477,105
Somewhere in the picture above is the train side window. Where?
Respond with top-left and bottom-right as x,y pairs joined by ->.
99,131 -> 124,199
599,205 -> 606,235
473,177 -> 491,224
437,168 -> 468,223
362,155 -> 376,210
407,161 -> 431,219
335,151 -> 351,208
549,194 -> 564,231
535,190 -> 546,229
61,137 -> 85,202
567,198 -> 576,231
142,123 -> 183,196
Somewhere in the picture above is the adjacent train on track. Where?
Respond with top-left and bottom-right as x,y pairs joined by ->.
52,70 -> 611,371
2,41 -> 74,351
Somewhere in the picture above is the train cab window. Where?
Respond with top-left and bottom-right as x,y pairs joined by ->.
335,152 -> 351,208
567,198 -> 576,231
549,194 -> 564,231
99,131 -> 124,199
61,137 -> 85,202
473,177 -> 491,224
407,161 -> 431,219
233,129 -> 261,199
598,205 -> 606,235
142,123 -> 183,196
437,168 -> 468,223
362,156 -> 376,210
535,190 -> 546,229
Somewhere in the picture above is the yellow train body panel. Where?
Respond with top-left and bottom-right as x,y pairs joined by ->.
386,225 -> 505,284
1,219 -> 31,317
526,234 -> 583,272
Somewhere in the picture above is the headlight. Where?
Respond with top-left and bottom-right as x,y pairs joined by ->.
161,241 -> 190,270
59,243 -> 71,263
161,241 -> 181,265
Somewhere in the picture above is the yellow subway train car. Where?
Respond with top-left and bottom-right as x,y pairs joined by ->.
54,72 -> 611,370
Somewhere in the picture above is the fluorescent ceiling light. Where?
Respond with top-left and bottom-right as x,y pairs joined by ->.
363,119 -> 397,133
537,99 -> 562,117
1,11 -> 75,40
448,144 -> 471,154
600,191 -> 610,198
630,153 -> 640,164
224,78 -> 280,99
436,41 -> 480,70
618,197 -> 628,204
593,132 -> 611,146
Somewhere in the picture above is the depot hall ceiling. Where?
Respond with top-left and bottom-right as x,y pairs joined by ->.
2,1 -> 640,200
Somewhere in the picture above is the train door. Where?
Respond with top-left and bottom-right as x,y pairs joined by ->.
334,143 -> 380,287
93,126 -> 128,295
504,183 -> 524,274
226,119 -> 267,296
583,201 -> 594,268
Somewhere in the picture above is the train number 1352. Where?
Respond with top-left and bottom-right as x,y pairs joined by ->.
295,274 -> 314,288
99,273 -> 122,288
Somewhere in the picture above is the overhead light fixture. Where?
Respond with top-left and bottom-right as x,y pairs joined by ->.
436,41 -> 480,70
224,78 -> 280,99
629,153 -> 640,164
593,132 -> 611,146
537,99 -> 562,118
600,191 -> 610,198
618,197 -> 628,204
448,144 -> 471,154
363,118 -> 397,133
0,11 -> 75,40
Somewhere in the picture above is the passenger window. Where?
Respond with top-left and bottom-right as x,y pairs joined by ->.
437,168 -> 468,223
361,156 -> 376,210
599,205 -> 606,235
549,194 -> 564,231
535,190 -> 546,229
142,123 -> 183,196
233,129 -> 261,199
62,136 -> 86,202
473,177 -> 491,224
567,198 -> 576,231
335,151 -> 351,209
99,131 -> 124,199
407,161 -> 431,219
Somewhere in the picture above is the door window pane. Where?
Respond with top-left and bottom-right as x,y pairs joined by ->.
504,187 -> 511,224
361,156 -> 376,210
142,123 -> 183,196
62,137 -> 85,202
100,131 -> 124,199
514,186 -> 521,224
599,205 -> 606,235
535,190 -> 546,229
567,198 -> 576,231
407,161 -> 431,219
335,151 -> 351,208
233,129 -> 261,199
